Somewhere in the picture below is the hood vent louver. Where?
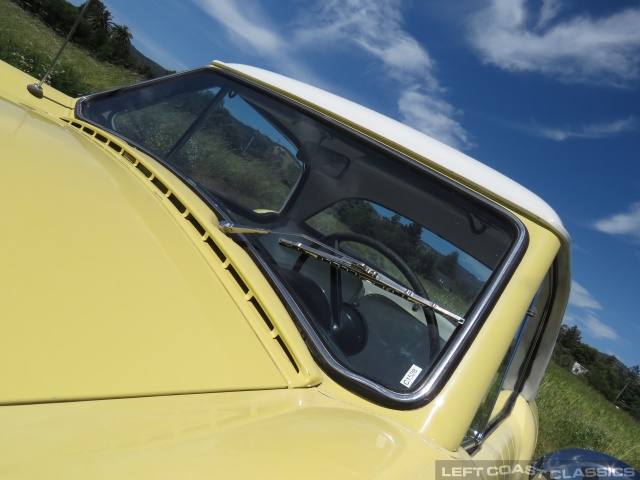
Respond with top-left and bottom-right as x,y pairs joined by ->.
136,162 -> 152,178
226,265 -> 249,294
186,213 -> 207,237
152,177 -> 169,194
168,193 -> 187,214
62,117 -> 301,378
205,236 -> 226,263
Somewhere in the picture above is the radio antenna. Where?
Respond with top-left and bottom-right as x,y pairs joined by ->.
27,0 -> 93,98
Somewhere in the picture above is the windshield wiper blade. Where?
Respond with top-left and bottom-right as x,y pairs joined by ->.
279,239 -> 465,325
219,221 -> 465,325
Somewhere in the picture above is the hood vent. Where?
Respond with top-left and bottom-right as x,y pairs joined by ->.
62,118 -> 301,377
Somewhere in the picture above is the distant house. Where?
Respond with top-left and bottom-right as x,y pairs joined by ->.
572,361 -> 588,375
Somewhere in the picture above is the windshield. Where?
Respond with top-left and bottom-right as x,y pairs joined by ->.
79,68 -> 521,397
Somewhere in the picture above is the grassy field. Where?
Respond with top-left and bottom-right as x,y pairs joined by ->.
535,361 -> 640,469
0,0 -> 142,94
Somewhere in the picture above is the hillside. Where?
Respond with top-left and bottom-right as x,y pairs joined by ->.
554,324 -> 640,420
536,361 -> 640,469
129,44 -> 173,78
0,0 -> 146,94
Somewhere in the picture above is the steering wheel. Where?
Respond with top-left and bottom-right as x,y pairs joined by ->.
293,231 -> 440,361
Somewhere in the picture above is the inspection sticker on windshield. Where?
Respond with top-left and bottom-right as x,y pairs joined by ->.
400,364 -> 423,388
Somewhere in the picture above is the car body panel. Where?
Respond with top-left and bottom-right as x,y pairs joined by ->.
0,72 -> 327,404
470,393 -> 538,479
0,388 -> 456,479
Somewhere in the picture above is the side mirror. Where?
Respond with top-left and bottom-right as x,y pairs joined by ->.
531,449 -> 638,479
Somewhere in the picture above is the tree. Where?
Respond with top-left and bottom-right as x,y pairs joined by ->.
404,222 -> 422,244
586,362 -> 622,402
110,24 -> 133,45
573,343 -> 598,366
89,9 -> 112,32
438,251 -> 459,279
557,324 -> 582,353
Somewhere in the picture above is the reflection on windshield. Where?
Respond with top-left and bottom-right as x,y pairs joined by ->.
307,199 -> 486,318
79,69 -> 518,396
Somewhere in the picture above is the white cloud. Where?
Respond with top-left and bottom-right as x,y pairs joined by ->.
532,116 -> 638,141
564,311 -> 620,341
191,0 -> 322,84
398,87 -> 473,151
295,0 -> 437,86
293,0 -> 471,149
581,313 -> 619,341
469,0 -> 640,87
562,313 -> 576,326
566,281 -> 619,342
536,0 -> 564,30
196,0 -> 473,149
192,0 -> 285,55
593,202 -> 640,241
569,281 -> 602,310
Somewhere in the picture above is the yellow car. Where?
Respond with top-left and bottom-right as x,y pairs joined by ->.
0,59 -> 634,479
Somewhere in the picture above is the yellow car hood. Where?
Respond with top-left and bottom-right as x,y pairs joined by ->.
0,388 -> 449,479
0,94 -> 289,404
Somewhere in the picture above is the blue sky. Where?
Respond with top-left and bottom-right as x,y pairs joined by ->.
92,0 -> 640,367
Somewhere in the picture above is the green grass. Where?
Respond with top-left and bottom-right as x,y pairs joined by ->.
535,361 -> 640,469
0,0 -> 143,95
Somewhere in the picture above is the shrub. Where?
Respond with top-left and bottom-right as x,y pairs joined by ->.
0,44 -> 91,96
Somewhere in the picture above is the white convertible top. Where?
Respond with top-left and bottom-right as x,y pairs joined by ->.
214,61 -> 569,241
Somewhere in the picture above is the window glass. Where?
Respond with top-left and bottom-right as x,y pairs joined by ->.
307,199 -> 489,318
464,325 -> 523,446
84,76 -> 302,213
79,70 -> 524,402
293,196 -> 513,391
502,271 -> 553,391
112,86 -> 221,158
464,268 -> 554,449
170,92 -> 302,211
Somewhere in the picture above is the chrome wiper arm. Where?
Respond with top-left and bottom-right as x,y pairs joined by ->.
219,221 -> 351,259
219,221 -> 465,324
279,239 -> 465,325
219,221 -> 271,235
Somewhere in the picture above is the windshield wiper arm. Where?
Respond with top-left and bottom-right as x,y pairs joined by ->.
220,221 -> 350,259
219,221 -> 271,235
279,239 -> 465,325
219,221 -> 465,325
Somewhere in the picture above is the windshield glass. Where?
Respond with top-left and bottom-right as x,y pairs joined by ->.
79,69 -> 520,395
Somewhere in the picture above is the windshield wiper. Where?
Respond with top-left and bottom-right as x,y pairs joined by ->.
219,221 -> 465,325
